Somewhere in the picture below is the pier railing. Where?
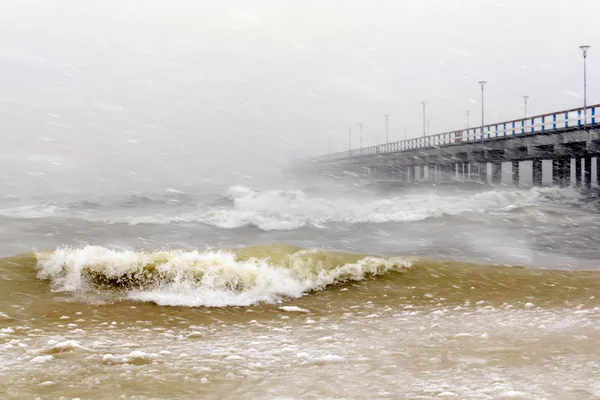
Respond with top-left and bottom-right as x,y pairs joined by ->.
317,104 -> 598,162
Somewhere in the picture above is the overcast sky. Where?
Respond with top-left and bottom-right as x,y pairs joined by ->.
0,0 -> 598,196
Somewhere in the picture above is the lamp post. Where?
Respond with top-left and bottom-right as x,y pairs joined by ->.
384,115 -> 390,143
478,81 -> 486,140
359,123 -> 363,151
523,95 -> 529,118
421,101 -> 427,137
580,45 -> 591,128
466,110 -> 470,129
348,127 -> 352,152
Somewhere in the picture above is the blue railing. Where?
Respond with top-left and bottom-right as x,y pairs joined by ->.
317,104 -> 598,162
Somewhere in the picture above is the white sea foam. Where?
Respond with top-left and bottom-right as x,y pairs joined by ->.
30,355 -> 53,363
102,350 -> 156,365
314,354 -> 345,364
40,340 -> 89,355
279,306 -> 310,313
88,185 -> 581,230
35,246 -> 410,307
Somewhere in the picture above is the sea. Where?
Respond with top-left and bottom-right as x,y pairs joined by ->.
1,177 -> 600,399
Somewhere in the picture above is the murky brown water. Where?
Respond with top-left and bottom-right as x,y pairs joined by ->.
2,248 -> 600,399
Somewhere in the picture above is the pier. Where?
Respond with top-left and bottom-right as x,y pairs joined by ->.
313,105 -> 600,187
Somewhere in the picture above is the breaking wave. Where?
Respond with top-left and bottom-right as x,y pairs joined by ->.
90,185 -> 582,230
34,245 -> 410,307
0,185 -> 584,231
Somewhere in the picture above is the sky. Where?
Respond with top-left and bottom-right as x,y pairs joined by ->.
0,0 -> 598,196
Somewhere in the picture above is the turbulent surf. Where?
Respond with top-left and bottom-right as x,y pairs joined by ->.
2,184 -> 600,399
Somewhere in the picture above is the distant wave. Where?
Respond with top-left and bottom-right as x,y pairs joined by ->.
0,191 -> 200,220
0,203 -> 64,219
0,185 -> 584,231
87,185 -> 583,230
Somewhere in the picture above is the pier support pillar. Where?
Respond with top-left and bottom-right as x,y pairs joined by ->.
491,162 -> 502,185
410,166 -> 416,181
533,159 -> 543,186
597,157 -> 600,187
461,163 -> 466,181
479,162 -> 488,184
575,158 -> 582,186
584,156 -> 592,188
512,161 -> 519,186
552,159 -> 560,186
559,158 -> 571,187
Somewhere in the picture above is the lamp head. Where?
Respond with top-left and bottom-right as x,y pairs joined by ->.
580,45 -> 591,57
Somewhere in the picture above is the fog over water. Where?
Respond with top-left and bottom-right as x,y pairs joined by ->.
1,0 -> 598,196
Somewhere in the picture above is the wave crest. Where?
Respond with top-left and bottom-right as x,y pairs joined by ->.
35,245 -> 410,307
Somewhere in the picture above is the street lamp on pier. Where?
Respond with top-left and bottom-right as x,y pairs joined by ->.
384,115 -> 390,143
580,45 -> 591,128
421,102 -> 427,137
348,128 -> 352,152
359,123 -> 363,151
478,81 -> 487,140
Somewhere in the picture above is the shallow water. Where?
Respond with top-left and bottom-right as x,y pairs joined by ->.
2,183 -> 600,399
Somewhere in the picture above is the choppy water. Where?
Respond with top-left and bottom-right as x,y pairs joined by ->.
2,182 -> 600,399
